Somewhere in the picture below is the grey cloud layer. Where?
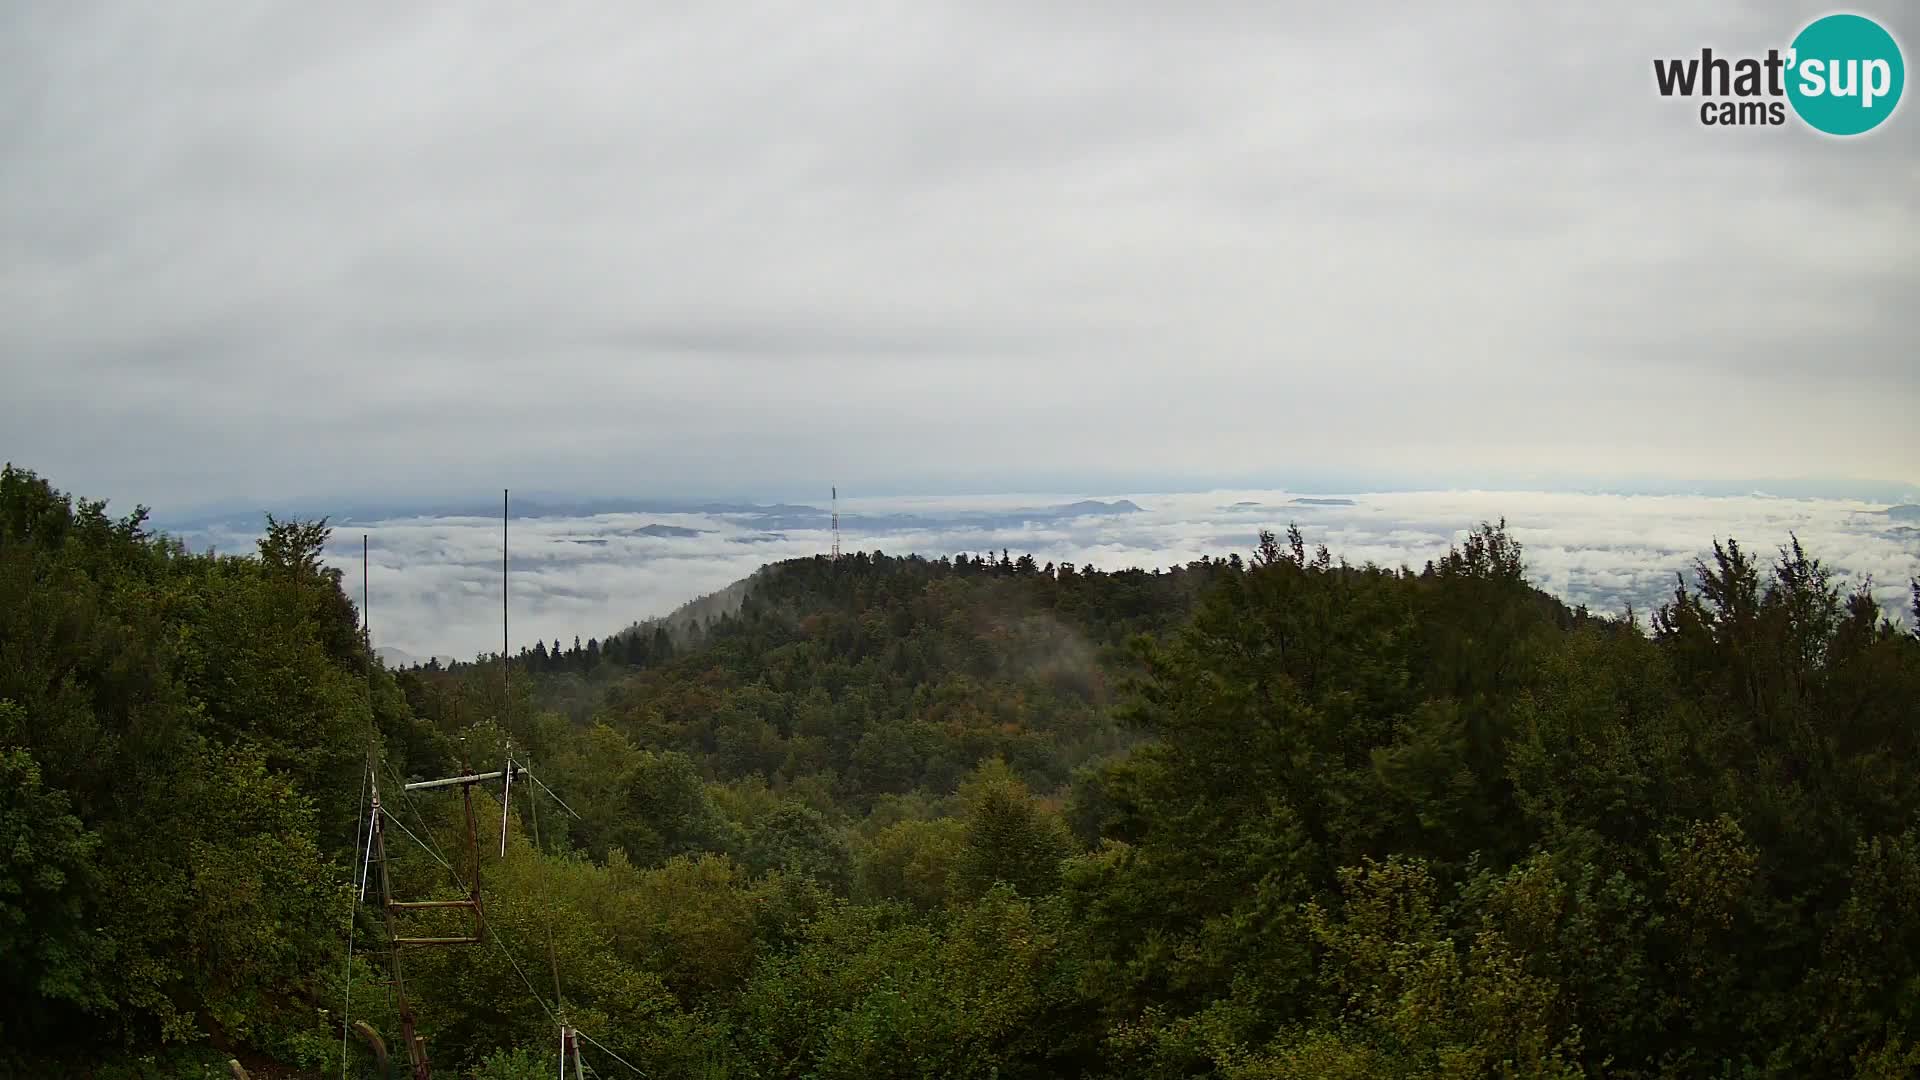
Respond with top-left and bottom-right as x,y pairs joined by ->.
3,3 -> 1915,507
172,490 -> 1920,661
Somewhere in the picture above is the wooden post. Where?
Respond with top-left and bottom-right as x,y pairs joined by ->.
371,775 -> 433,1080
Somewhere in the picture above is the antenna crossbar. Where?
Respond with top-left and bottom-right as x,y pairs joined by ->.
404,768 -> 512,792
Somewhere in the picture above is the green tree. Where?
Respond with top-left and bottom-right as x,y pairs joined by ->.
855,817 -> 966,911
956,760 -> 1074,900
0,735 -> 105,1038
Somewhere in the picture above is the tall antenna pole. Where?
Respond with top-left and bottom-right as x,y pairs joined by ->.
361,533 -> 375,884
831,486 -> 841,560
503,488 -> 509,732
359,533 -> 375,902
341,533 -> 375,1079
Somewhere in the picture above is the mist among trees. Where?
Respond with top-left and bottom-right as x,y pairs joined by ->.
5,463 -> 1920,1078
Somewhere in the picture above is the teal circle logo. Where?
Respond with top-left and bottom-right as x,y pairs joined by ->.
1787,13 -> 1904,135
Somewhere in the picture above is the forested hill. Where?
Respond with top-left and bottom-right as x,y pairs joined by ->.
416,549 -> 1253,792
440,546 -> 1250,675
414,540 -> 1582,808
7,462 -> 1920,1079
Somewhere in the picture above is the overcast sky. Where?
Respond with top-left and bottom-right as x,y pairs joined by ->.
4,2 -> 1916,510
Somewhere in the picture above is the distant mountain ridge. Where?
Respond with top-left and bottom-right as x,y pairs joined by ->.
157,496 -> 1151,534
1045,499 -> 1142,516
377,645 -> 457,669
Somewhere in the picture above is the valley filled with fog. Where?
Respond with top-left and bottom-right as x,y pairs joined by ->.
165,489 -> 1920,664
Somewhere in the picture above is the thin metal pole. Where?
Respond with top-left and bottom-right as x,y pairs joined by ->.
342,534 -> 376,1077
360,533 -> 377,898
500,741 -> 513,857
461,752 -> 486,942
503,488 -> 509,725
528,753 -> 565,1012
360,799 -> 377,901
341,765 -> 368,1079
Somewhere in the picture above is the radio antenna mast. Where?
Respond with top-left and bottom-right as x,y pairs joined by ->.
831,486 -> 841,560
342,491 -> 597,1078
502,488 -> 509,728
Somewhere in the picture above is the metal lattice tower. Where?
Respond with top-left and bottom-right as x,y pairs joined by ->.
831,486 -> 841,559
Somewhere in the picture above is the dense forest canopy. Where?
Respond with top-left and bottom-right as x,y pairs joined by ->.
4,462 -> 1920,1079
